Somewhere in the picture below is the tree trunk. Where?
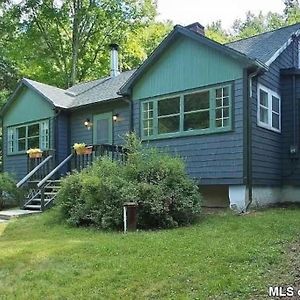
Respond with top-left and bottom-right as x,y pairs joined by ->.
70,0 -> 81,87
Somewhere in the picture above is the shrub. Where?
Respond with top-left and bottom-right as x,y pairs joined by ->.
0,173 -> 23,210
57,134 -> 202,230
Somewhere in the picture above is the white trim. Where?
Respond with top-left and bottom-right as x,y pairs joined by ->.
257,84 -> 281,133
265,29 -> 300,66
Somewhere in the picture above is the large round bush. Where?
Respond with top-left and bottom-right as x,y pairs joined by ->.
57,134 -> 202,230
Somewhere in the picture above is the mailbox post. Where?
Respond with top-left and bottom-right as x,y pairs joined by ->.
123,202 -> 138,232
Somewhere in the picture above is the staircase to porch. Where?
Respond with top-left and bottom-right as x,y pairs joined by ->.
23,180 -> 62,211
17,144 -> 127,212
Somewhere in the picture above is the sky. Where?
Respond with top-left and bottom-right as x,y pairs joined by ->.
156,0 -> 285,29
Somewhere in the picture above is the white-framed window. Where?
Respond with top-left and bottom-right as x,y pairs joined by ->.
7,119 -> 50,154
257,84 -> 281,133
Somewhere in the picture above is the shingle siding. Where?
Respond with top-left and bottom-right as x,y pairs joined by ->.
133,79 -> 244,185
252,42 -> 296,186
281,75 -> 300,185
70,101 -> 130,146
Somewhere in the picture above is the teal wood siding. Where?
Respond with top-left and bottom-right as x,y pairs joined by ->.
133,79 -> 244,184
132,36 -> 243,101
70,101 -> 130,146
2,87 -> 56,180
252,42 -> 296,186
3,87 -> 55,126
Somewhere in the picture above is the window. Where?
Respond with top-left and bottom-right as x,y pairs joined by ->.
257,84 -> 281,132
7,120 -> 50,154
158,97 -> 180,134
141,84 -> 232,139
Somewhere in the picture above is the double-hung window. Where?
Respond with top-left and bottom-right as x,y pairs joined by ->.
7,120 -> 50,154
257,84 -> 281,132
141,84 -> 232,139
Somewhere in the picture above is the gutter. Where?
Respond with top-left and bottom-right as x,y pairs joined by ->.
245,68 -> 261,212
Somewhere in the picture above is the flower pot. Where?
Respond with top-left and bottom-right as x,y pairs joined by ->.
76,146 -> 93,155
83,146 -> 93,155
29,152 -> 43,159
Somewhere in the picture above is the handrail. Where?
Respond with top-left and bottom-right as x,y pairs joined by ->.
16,155 -> 53,188
37,153 -> 73,188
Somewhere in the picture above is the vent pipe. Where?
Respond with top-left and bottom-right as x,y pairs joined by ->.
109,43 -> 120,77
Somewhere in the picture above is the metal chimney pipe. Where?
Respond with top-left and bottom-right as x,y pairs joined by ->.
109,43 -> 120,77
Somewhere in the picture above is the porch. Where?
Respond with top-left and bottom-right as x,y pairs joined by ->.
17,144 -> 128,211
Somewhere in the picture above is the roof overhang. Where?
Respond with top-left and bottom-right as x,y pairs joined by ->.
265,28 -> 300,66
0,79 -> 63,117
119,25 -> 268,96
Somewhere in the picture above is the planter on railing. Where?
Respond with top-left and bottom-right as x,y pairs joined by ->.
71,144 -> 128,172
27,148 -> 43,159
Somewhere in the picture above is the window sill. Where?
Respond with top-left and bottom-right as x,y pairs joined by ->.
142,126 -> 232,141
257,122 -> 281,133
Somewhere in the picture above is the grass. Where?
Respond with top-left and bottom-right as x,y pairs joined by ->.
0,208 -> 300,299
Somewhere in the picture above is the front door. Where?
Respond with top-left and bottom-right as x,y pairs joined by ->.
93,113 -> 113,145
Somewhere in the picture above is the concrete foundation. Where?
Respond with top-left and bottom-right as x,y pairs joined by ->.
200,185 -> 229,208
281,186 -> 300,203
228,185 -> 248,212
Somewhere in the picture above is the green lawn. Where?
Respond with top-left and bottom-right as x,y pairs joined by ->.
0,208 -> 300,299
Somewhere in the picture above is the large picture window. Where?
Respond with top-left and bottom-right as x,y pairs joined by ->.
141,84 -> 232,139
257,84 -> 281,132
7,120 -> 50,154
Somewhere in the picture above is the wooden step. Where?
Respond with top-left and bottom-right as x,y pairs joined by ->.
24,204 -> 41,210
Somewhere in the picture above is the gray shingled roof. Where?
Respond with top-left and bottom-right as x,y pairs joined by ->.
19,70 -> 136,109
226,23 -> 300,64
24,78 -> 74,108
68,70 -> 136,108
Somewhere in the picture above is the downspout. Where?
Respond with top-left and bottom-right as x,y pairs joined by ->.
245,69 -> 260,211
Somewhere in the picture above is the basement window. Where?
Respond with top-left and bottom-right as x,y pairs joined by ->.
7,119 -> 50,154
257,84 -> 281,132
141,83 -> 232,140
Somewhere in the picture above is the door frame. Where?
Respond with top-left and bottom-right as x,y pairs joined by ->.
93,112 -> 113,145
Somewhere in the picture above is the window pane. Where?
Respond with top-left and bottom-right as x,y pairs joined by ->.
184,111 -> 209,131
272,113 -> 280,129
260,107 -> 268,123
158,97 -> 180,116
17,127 -> 26,138
28,137 -> 39,149
28,124 -> 39,137
223,87 -> 229,97
216,88 -> 222,98
223,108 -> 229,118
260,90 -> 268,107
143,128 -> 153,136
216,108 -> 222,119
158,116 -> 180,134
18,139 -> 26,151
272,96 -> 280,113
143,119 -> 153,129
184,91 -> 209,112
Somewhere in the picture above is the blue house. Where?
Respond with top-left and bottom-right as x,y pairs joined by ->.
2,22 -> 300,212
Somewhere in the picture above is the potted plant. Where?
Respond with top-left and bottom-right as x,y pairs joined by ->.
73,143 -> 93,155
26,148 -> 43,159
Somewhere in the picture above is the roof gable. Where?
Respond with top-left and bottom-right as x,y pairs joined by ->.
132,35 -> 245,100
120,25 -> 267,95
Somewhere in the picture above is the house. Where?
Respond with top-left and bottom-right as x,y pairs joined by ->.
2,22 -> 300,212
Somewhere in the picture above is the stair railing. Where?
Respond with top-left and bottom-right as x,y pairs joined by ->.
37,153 -> 74,188
17,155 -> 54,188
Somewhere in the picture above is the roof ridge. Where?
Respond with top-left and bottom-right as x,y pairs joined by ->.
24,78 -> 67,92
226,22 -> 300,45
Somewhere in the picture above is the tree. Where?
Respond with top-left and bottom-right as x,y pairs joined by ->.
205,21 -> 231,44
1,0 -> 166,88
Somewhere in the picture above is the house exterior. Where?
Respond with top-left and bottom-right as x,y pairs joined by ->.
2,22 -> 300,212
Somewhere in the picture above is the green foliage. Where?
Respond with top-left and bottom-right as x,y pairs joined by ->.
0,173 -> 23,210
57,134 -> 202,230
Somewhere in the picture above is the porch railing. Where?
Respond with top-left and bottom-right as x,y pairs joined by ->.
27,150 -> 56,181
71,144 -> 128,172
